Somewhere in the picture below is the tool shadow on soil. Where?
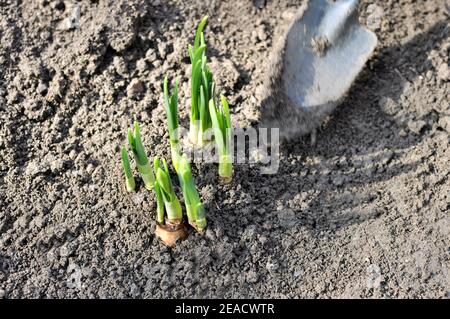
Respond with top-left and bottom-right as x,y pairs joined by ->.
298,20 -> 446,229
224,20 -> 449,236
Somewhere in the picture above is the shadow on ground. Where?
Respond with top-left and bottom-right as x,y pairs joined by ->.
212,20 -> 448,238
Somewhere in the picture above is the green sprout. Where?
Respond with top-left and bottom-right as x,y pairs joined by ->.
153,157 -> 183,224
209,95 -> 233,181
177,154 -> 206,232
120,146 -> 135,192
163,75 -> 182,173
154,177 -> 165,225
164,75 -> 205,232
127,121 -> 155,190
188,16 -> 215,146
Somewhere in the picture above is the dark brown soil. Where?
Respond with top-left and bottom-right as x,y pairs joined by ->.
0,0 -> 449,298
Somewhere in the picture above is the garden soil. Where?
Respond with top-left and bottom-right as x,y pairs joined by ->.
0,0 -> 449,298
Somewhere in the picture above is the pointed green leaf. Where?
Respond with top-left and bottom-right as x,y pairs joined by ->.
200,32 -> 205,47
194,16 -> 208,50
193,45 -> 206,63
133,121 -> 149,166
154,182 -> 165,224
164,76 -> 179,143
191,59 -> 204,121
121,146 -> 133,179
199,85 -> 207,130
153,157 -> 161,171
156,168 -> 172,202
188,44 -> 194,63
220,95 -> 231,129
162,158 -> 170,175
209,99 -> 226,154
127,128 -> 135,152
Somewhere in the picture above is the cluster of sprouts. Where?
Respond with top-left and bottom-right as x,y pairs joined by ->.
120,16 -> 233,246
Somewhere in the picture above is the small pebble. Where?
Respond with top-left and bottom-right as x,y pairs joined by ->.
145,48 -> 157,62
379,97 -> 399,116
366,4 -> 384,31
246,271 -> 259,283
266,260 -> 279,273
277,209 -> 297,228
158,42 -> 168,59
113,57 -> 128,77
136,58 -> 147,73
407,120 -> 426,134
331,174 -> 345,186
127,79 -> 145,98
437,63 -> 449,81
256,25 -> 268,41
399,129 -> 408,137
205,228 -> 216,241
36,82 -> 48,95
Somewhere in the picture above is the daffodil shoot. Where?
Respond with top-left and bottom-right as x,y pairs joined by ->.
127,121 -> 155,190
209,95 -> 233,182
188,16 -> 215,146
120,146 -> 135,192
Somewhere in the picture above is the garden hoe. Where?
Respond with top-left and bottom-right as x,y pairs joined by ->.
260,0 -> 377,143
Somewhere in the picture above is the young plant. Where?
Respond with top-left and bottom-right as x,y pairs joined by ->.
153,157 -> 187,246
163,75 -> 181,172
188,16 -> 215,146
120,146 -> 135,192
177,154 -> 206,232
154,157 -> 182,223
209,95 -> 233,182
127,121 -> 155,190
